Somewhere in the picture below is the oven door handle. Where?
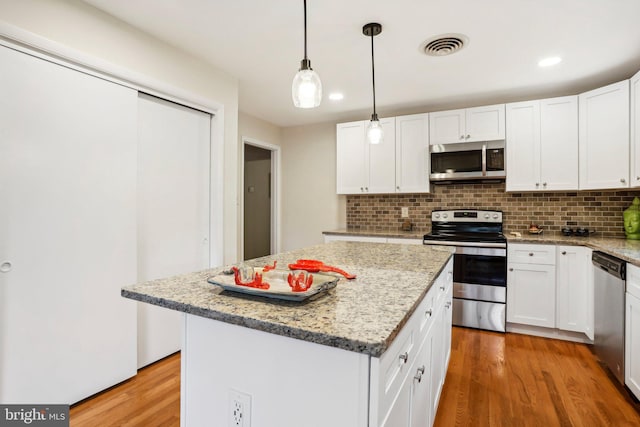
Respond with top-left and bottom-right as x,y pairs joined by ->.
423,240 -> 506,249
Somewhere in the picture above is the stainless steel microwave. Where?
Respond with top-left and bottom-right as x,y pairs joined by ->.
430,141 -> 505,181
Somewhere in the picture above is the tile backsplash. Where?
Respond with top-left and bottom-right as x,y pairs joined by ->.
346,182 -> 640,238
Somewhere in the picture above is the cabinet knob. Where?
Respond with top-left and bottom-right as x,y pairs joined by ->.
0,261 -> 12,273
425,309 -> 433,318
466,134 -> 470,139
445,301 -> 452,309
364,187 -> 369,192
509,268 -> 514,271
621,178 -> 626,184
460,135 -> 464,140
440,286 -> 445,291
399,352 -> 409,364
535,183 -> 540,187
396,186 -> 400,190
636,176 -> 640,181
529,253 -> 534,256
360,187 -> 364,191
414,365 -> 425,383
543,182 -> 547,186
562,251 -> 567,255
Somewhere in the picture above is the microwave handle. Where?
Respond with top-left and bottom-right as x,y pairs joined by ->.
481,143 -> 487,176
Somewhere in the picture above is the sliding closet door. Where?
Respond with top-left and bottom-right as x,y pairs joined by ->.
0,46 -> 137,403
137,94 -> 211,368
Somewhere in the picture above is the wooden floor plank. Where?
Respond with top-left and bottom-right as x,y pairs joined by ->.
435,328 -> 640,427
70,328 -> 640,426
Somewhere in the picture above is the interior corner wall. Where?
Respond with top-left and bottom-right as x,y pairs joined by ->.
0,0 -> 240,265
281,122 -> 346,251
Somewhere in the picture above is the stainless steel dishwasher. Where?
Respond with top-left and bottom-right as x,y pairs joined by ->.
592,251 -> 626,384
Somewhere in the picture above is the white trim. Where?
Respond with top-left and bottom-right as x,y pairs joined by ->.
241,137 -> 282,258
0,21 -> 227,269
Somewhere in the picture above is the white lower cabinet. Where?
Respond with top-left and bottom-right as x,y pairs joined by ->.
507,262 -> 557,327
626,263 -> 640,399
373,258 -> 453,427
556,246 -> 592,337
508,243 -> 593,339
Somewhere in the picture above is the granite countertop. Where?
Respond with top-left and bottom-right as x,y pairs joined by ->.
323,228 -> 640,267
122,241 -> 454,358
323,228 -> 427,239
505,233 -> 640,267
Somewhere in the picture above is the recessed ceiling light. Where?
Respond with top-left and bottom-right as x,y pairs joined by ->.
329,92 -> 344,101
538,56 -> 562,67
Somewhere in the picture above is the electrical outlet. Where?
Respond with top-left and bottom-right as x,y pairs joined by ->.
401,207 -> 409,218
229,389 -> 251,427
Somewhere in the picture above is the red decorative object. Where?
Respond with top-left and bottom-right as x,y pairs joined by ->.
231,266 -> 270,289
287,271 -> 314,292
287,259 -> 356,280
262,260 -> 277,272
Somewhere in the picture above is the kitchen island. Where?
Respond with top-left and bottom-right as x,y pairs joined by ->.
122,241 -> 454,427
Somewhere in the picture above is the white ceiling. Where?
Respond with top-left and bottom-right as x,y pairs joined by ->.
82,0 -> 640,128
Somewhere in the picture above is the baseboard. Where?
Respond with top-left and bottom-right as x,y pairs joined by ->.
506,323 -> 593,344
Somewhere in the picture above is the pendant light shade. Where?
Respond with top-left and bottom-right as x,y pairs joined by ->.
292,0 -> 322,108
363,23 -> 383,144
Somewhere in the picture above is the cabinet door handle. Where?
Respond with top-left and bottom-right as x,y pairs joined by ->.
562,251 -> 567,255
529,253 -> 534,256
621,178 -> 626,184
365,187 -> 369,192
535,183 -> 540,187
543,182 -> 547,187
396,186 -> 400,190
445,301 -> 451,309
509,268 -> 514,271
636,176 -> 640,181
425,309 -> 433,318
466,134 -> 470,139
414,365 -> 425,383
440,286 -> 445,291
399,352 -> 409,364
460,135 -> 464,140
360,187 -> 364,192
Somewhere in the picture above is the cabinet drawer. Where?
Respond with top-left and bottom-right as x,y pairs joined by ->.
508,243 -> 556,265
628,263 -> 640,299
376,319 -> 416,421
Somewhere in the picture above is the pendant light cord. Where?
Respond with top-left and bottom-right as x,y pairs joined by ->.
303,0 -> 308,61
370,31 -> 377,118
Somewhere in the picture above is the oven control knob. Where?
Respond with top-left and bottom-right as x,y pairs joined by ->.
442,213 -> 448,219
484,214 -> 490,219
493,214 -> 499,219
434,213 -> 440,219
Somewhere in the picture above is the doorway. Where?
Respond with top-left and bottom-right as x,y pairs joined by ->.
242,139 -> 280,260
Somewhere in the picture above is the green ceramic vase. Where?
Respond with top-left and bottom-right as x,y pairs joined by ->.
624,197 -> 640,240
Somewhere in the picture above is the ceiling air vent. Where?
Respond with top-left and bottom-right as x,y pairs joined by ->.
421,34 -> 468,57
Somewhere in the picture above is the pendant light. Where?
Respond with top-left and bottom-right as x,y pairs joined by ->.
292,0 -> 322,108
363,22 -> 383,144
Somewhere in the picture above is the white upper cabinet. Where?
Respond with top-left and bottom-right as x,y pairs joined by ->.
506,96 -> 578,192
506,101 -> 541,191
430,104 -> 505,145
631,70 -> 640,188
395,113 -> 430,193
336,121 -> 367,194
336,118 -> 396,194
579,80 -> 630,190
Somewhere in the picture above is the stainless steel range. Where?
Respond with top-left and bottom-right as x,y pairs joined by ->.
423,209 -> 507,332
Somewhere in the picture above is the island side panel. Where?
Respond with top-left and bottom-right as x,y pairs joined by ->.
181,313 -> 370,427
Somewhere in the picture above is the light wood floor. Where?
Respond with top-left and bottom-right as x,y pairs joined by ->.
434,327 -> 640,427
70,329 -> 640,426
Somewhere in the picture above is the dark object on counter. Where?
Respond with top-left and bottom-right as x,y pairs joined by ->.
575,227 -> 590,237
562,227 -> 574,236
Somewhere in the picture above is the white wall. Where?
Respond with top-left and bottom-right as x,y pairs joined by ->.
281,122 -> 346,250
0,0 -> 240,264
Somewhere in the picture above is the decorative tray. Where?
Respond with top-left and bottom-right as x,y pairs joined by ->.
207,268 -> 340,302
